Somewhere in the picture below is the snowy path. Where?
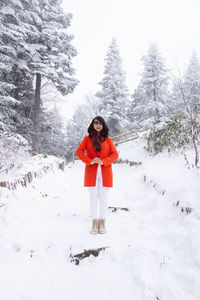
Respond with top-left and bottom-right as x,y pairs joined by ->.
0,160 -> 200,300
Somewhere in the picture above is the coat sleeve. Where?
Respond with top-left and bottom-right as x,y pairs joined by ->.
76,136 -> 93,166
101,138 -> 119,167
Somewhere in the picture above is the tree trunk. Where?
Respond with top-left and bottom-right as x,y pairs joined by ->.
192,125 -> 199,166
32,73 -> 41,154
153,86 -> 160,122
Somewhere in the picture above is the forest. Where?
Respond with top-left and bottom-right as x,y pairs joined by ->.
1,0 -> 200,172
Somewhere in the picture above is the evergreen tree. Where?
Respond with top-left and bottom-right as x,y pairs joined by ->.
127,83 -> 144,129
129,44 -> 169,129
39,104 -> 66,156
6,66 -> 34,142
84,93 -> 100,116
27,0 -> 78,95
0,0 -> 33,132
26,0 -> 78,153
183,52 -> 200,113
39,80 -> 69,156
177,52 -> 200,166
96,38 -> 129,136
170,79 -> 186,115
0,0 -> 78,154
171,52 -> 200,116
65,101 -> 97,160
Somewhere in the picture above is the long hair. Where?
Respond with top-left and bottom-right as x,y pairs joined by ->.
88,116 -> 109,138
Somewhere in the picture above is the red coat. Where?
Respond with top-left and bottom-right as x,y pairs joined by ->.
76,136 -> 119,187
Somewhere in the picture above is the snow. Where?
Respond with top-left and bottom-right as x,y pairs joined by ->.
0,138 -> 200,300
1,6 -> 15,16
0,154 -> 64,182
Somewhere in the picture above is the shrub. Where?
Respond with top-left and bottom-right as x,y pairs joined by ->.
0,131 -> 30,174
145,113 -> 190,154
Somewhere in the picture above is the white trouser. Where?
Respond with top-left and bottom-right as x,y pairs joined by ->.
88,165 -> 109,219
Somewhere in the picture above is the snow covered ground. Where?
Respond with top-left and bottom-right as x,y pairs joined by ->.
0,154 -> 64,182
0,138 -> 200,300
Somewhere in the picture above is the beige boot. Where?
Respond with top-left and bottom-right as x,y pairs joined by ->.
98,219 -> 106,234
90,219 -> 98,234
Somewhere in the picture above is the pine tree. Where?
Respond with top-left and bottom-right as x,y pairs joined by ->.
84,93 -> 100,116
127,83 -> 145,129
6,66 -> 34,142
39,80 -> 69,156
170,82 -> 185,114
96,38 -> 129,136
39,104 -> 66,156
183,52 -> 200,113
129,44 -> 169,129
0,0 -> 78,154
0,0 -> 44,132
65,102 -> 97,160
180,52 -> 200,166
26,0 -> 79,153
0,0 -> 33,132
27,0 -> 78,95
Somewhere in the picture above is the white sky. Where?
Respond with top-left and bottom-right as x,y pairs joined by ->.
60,0 -> 200,118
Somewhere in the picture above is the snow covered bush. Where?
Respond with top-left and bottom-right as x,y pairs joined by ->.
0,131 -> 31,174
145,113 -> 190,154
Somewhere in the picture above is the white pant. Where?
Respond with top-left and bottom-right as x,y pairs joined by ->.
88,165 -> 109,219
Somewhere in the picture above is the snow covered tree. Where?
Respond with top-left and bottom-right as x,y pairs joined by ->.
170,82 -> 185,114
183,52 -> 200,114
0,0 -> 78,153
39,104 -> 66,157
65,100 -> 99,160
173,52 -> 200,166
6,66 -> 34,143
96,38 -> 130,136
127,83 -> 145,129
27,0 -> 78,95
0,0 -> 33,132
129,44 -> 170,129
84,93 -> 101,116
25,0 -> 78,153
171,52 -> 200,117
38,79 -> 71,157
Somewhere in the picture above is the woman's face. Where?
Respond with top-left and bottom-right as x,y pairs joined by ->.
93,119 -> 103,132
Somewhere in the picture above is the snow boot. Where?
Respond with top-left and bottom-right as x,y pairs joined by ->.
90,219 -> 98,234
98,219 -> 106,234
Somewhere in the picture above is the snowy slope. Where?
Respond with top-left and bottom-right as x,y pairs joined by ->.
0,138 -> 200,300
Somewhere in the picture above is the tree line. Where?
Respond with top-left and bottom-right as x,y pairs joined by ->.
66,39 -> 200,162
0,1 -> 200,165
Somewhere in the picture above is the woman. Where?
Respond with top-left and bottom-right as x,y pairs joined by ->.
76,116 -> 119,234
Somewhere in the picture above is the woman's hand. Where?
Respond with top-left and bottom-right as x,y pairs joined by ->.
97,158 -> 104,165
90,157 -> 99,165
90,157 -> 104,165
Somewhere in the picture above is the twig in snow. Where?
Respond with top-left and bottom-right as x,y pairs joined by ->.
69,247 -> 109,265
108,206 -> 129,212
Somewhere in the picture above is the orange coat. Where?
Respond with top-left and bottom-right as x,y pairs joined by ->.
76,136 -> 119,187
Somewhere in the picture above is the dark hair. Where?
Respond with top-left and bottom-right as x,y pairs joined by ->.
88,116 -> 109,138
